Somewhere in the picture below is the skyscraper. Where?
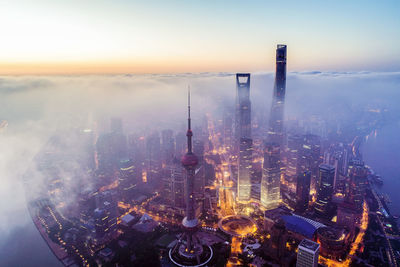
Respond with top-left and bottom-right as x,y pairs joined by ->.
297,239 -> 320,267
235,73 -> 251,143
118,158 -> 138,203
315,164 -> 335,217
262,45 -> 287,209
161,129 -> 175,166
299,134 -> 321,193
235,73 -> 253,203
348,162 -> 368,211
286,134 -> 303,190
267,45 -> 287,145
169,90 -> 212,267
261,143 -> 281,209
296,171 -> 311,212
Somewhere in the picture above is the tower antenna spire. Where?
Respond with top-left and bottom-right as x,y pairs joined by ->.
186,85 -> 193,153
188,85 -> 191,130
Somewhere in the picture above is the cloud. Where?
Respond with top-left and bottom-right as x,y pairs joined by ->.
0,71 -> 400,263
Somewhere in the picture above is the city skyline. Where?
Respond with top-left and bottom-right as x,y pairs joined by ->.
1,1 -> 400,266
1,1 -> 400,74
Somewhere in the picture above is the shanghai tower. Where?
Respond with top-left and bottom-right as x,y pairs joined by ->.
267,44 -> 287,145
261,45 -> 287,209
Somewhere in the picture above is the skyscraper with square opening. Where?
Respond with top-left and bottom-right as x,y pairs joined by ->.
235,73 -> 253,203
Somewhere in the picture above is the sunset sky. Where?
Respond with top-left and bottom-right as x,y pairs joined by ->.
0,0 -> 399,74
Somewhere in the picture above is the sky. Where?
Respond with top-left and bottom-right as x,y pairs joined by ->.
0,0 -> 399,74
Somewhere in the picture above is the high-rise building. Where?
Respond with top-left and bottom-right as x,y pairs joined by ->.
235,73 -> 251,143
223,112 -> 234,151
146,131 -> 161,185
169,91 -> 213,267
161,129 -> 175,166
267,45 -> 287,146
296,171 -> 311,212
235,73 -> 253,203
286,134 -> 303,191
263,45 -> 287,208
261,143 -> 281,209
238,137 -> 253,202
299,134 -> 321,193
297,239 -> 320,267
348,162 -> 368,210
161,160 -> 185,208
315,164 -> 335,217
119,158 -> 138,203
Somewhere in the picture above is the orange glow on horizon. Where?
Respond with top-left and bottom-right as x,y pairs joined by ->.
0,58 -> 278,75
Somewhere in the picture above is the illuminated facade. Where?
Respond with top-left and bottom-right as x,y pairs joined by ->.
297,239 -> 320,267
286,134 -> 303,190
261,143 -> 281,209
299,134 -> 321,193
118,158 -> 138,202
348,162 -> 368,211
296,171 -> 311,212
314,164 -> 335,217
235,73 -> 253,203
262,45 -> 286,209
267,45 -> 287,145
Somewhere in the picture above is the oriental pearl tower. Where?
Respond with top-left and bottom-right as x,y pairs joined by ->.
169,89 -> 213,267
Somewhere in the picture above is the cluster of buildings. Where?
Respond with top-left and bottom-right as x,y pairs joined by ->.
26,44 -> 392,267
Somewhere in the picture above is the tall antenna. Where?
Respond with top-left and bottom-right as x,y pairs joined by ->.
188,85 -> 191,130
186,85 -> 193,153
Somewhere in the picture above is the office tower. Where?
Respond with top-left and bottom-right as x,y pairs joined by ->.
146,131 -> 161,185
238,137 -> 253,202
223,112 -> 233,151
94,191 -> 118,238
348,163 -> 368,210
118,158 -> 138,203
299,134 -> 321,192
314,164 -> 335,217
169,91 -> 213,267
235,73 -> 253,203
79,128 -> 96,170
161,129 -> 175,166
96,132 -> 127,176
161,160 -> 185,208
286,134 -> 303,190
261,143 -> 281,209
296,171 -> 311,212
267,45 -> 287,145
172,161 -> 185,209
297,239 -> 320,267
193,139 -> 205,164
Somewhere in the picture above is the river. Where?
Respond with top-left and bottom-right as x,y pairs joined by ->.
361,121 -> 400,217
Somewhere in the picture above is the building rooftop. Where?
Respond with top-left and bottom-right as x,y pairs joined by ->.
282,215 -> 325,239
299,239 -> 320,252
121,213 -> 135,225
319,164 -> 335,171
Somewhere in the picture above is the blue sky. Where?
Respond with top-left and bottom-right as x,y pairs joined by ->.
0,0 -> 399,73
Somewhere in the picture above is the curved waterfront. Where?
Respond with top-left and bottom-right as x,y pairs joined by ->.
361,121 -> 400,217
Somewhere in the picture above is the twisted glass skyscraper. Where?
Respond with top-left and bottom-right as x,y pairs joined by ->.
261,45 -> 287,209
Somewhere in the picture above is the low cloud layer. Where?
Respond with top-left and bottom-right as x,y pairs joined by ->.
0,71 -> 400,263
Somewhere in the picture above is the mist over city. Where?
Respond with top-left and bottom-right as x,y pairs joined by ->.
1,1 -> 400,267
